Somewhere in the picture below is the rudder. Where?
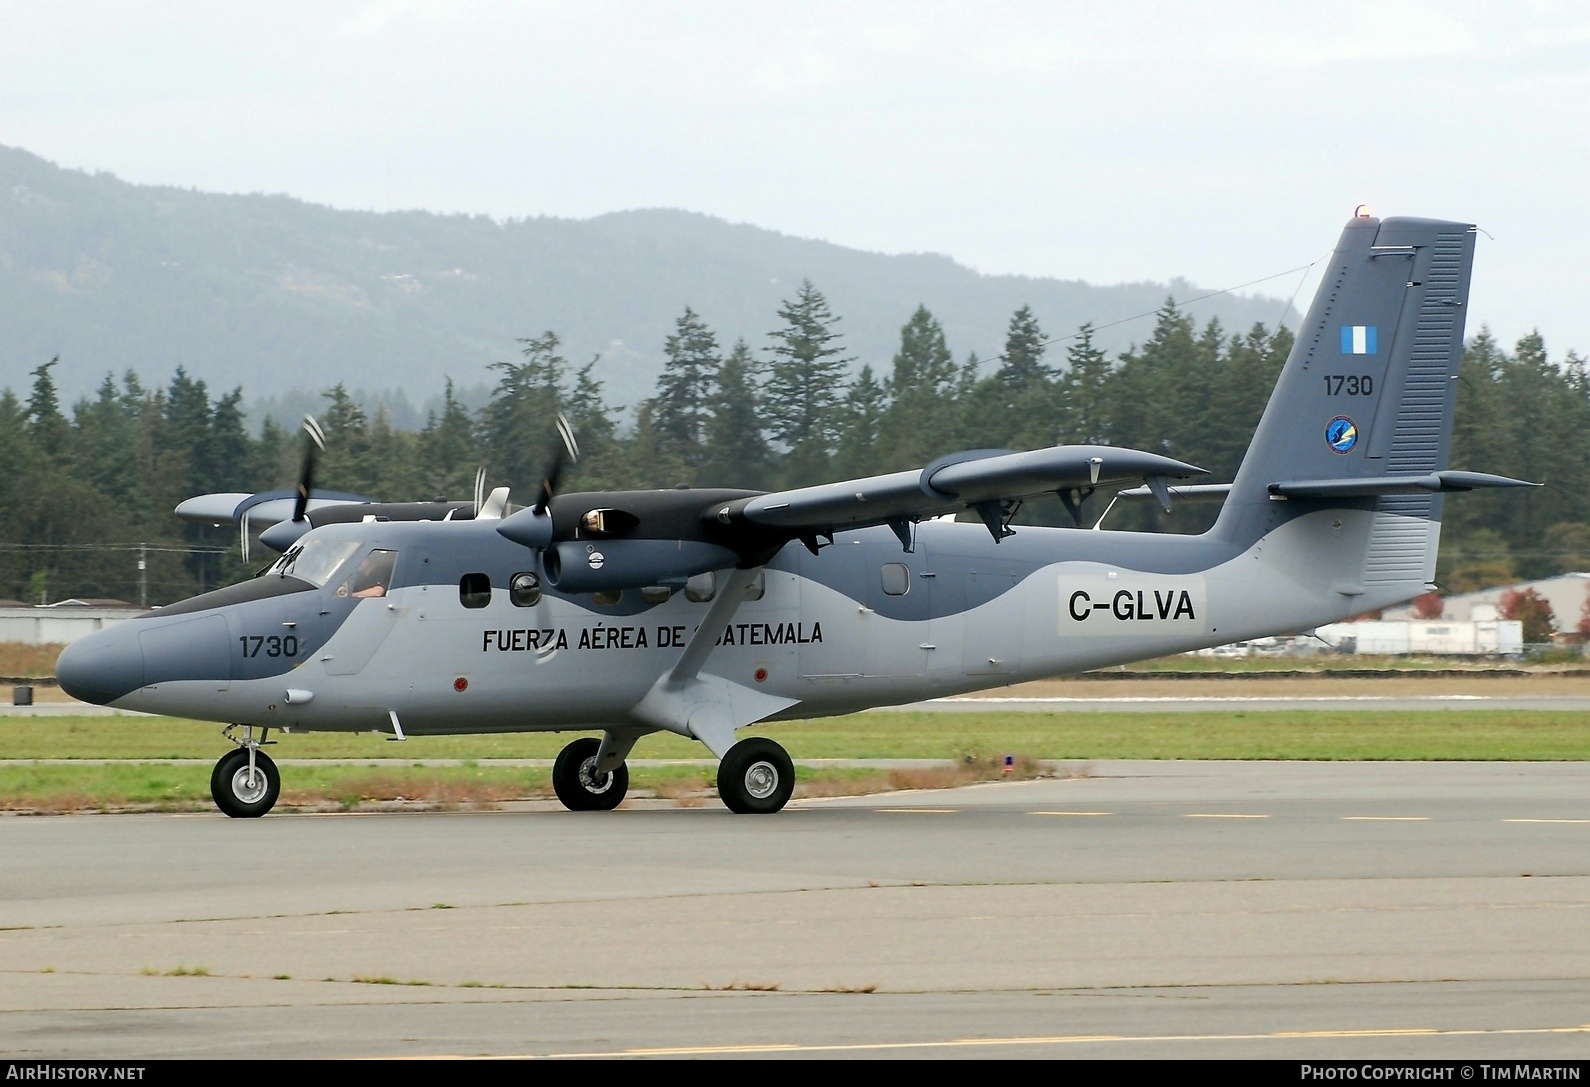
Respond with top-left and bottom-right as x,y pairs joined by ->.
1215,212 -> 1478,584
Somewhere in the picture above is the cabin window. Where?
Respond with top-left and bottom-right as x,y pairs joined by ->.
684,571 -> 716,603
335,550 -> 397,600
509,571 -> 541,607
881,563 -> 910,596
745,570 -> 766,601
640,585 -> 672,605
459,573 -> 492,609
592,589 -> 623,606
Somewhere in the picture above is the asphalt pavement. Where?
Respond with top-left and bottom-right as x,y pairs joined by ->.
1,761 -> 1587,1059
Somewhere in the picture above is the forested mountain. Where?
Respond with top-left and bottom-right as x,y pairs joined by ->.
0,145 -> 1292,412
0,285 -> 1584,609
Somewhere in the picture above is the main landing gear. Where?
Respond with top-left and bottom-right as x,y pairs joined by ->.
550,734 -> 795,814
212,725 -> 280,818
717,737 -> 794,814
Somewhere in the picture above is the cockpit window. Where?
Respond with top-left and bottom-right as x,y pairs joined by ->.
335,550 -> 398,600
273,539 -> 362,588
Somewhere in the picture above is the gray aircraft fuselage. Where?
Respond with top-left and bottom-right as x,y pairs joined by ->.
59,503 -> 1398,738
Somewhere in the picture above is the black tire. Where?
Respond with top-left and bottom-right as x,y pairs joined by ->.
717,737 -> 794,815
210,748 -> 281,818
552,737 -> 628,812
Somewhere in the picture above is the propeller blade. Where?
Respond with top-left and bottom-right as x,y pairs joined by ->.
291,415 -> 326,523
473,466 -> 486,517
532,413 -> 580,515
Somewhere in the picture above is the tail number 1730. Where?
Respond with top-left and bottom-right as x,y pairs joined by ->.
1324,374 -> 1373,395
239,635 -> 299,658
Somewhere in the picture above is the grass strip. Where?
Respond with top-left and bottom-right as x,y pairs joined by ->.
3,710 -> 1589,763
0,756 -> 1046,811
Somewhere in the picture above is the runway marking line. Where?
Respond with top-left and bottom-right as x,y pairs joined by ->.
1183,813 -> 1270,819
1029,811 -> 1113,817
417,1022 -> 1590,1059
875,808 -> 958,814
1505,818 -> 1590,824
1342,816 -> 1431,822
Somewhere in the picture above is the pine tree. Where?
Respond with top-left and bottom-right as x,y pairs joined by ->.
651,307 -> 721,470
997,305 -> 1050,394
1059,324 -> 1111,446
763,280 -> 853,484
26,357 -> 70,457
702,340 -> 771,489
418,379 -> 479,500
878,306 -> 958,470
480,332 -> 567,494
833,365 -> 887,479
562,359 -> 624,491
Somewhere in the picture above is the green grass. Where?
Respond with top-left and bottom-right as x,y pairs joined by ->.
1118,654 -> 1577,673
3,709 -> 1588,765
0,759 -> 733,810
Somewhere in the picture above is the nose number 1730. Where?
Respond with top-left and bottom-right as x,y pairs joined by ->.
239,635 -> 299,658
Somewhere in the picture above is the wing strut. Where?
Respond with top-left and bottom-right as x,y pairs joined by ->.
629,567 -> 798,757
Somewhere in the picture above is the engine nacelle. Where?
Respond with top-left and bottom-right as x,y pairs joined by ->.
542,538 -> 740,593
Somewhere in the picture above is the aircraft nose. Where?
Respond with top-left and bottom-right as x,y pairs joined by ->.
56,625 -> 146,706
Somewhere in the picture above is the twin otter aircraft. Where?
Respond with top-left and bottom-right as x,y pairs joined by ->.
57,212 -> 1532,817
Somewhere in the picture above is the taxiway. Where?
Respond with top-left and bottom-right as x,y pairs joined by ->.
1,761 -> 1587,1059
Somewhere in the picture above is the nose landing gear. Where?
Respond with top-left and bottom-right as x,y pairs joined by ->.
212,725 -> 280,818
552,736 -> 629,811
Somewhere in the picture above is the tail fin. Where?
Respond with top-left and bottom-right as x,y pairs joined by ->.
1215,213 -> 1479,588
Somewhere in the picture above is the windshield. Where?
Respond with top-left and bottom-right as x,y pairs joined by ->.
273,538 -> 362,588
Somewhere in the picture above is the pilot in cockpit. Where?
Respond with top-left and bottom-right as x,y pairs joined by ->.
335,549 -> 397,600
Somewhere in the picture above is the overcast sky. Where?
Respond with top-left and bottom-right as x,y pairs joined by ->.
5,1 -> 1588,356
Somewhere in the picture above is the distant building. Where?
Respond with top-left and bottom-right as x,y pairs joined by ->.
0,602 -> 141,646
1384,572 -> 1590,632
1314,619 -> 1524,657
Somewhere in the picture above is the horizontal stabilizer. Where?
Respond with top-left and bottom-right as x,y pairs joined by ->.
1114,483 -> 1233,503
1267,471 -> 1537,499
174,488 -> 371,528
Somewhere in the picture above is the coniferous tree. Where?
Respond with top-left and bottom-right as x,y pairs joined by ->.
418,379 -> 479,500
26,358 -> 70,457
833,365 -> 887,479
480,332 -> 567,494
702,340 -> 771,489
763,280 -> 853,485
651,307 -> 721,471
878,306 -> 958,470
1059,324 -> 1112,446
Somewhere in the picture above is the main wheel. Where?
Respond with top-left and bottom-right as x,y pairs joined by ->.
211,748 -> 281,818
717,737 -> 794,814
552,737 -> 628,811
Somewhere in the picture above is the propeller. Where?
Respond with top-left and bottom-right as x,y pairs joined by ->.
291,415 -> 327,524
473,465 -> 487,517
496,413 -> 579,550
533,413 -> 580,515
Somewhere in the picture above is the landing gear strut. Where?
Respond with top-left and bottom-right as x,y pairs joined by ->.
717,737 -> 794,814
552,737 -> 629,811
212,725 -> 280,818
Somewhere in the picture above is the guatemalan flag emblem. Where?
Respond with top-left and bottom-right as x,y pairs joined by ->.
1340,325 -> 1378,354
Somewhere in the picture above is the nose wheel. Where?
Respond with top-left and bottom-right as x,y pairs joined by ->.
552,737 -> 629,811
211,746 -> 280,818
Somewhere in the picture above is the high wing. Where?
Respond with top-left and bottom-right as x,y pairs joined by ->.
710,444 -> 1207,550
